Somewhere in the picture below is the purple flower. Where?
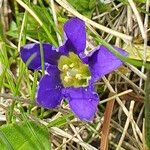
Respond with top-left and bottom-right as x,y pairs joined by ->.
20,18 -> 127,121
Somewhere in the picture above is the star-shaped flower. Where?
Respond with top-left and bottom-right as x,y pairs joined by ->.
20,18 -> 127,121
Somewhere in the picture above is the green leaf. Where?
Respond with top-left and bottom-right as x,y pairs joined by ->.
0,121 -> 50,150
134,0 -> 146,3
98,2 -> 112,13
47,113 -> 74,127
118,0 -> 146,4
67,0 -> 96,18
145,70 -> 150,149
0,21 -> 5,41
123,44 -> 150,62
7,10 -> 56,43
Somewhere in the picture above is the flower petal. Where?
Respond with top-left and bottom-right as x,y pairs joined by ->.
46,64 -> 61,78
83,45 -> 127,82
20,43 -> 61,70
63,86 -> 99,121
59,18 -> 86,55
37,66 -> 63,108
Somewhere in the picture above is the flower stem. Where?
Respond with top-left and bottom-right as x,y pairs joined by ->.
145,70 -> 150,149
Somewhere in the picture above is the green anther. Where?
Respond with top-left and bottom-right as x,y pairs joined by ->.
58,52 -> 91,87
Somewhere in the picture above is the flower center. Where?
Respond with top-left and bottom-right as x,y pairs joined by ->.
58,52 -> 91,87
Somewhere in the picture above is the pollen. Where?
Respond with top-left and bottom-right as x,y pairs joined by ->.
75,74 -> 82,80
69,63 -> 75,68
64,76 -> 72,82
62,64 -> 69,70
66,71 -> 71,77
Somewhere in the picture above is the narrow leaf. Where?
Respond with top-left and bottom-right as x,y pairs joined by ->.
0,121 -> 50,150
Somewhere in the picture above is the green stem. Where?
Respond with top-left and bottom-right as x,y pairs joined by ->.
38,33 -> 45,119
14,1 -> 20,26
145,70 -> 150,150
39,34 -> 45,76
95,36 -> 150,69
7,101 -> 16,124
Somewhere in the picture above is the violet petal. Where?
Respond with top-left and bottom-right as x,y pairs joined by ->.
63,86 -> 99,121
59,18 -> 86,55
37,65 -> 63,108
84,45 -> 127,82
20,43 -> 61,70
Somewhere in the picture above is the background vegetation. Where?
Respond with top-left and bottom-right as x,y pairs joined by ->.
0,0 -> 149,149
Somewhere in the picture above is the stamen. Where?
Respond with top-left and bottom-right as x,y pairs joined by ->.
70,63 -> 75,68
62,64 -> 69,70
64,76 -> 72,82
75,74 -> 82,80
66,71 -> 71,77
86,76 -> 91,80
